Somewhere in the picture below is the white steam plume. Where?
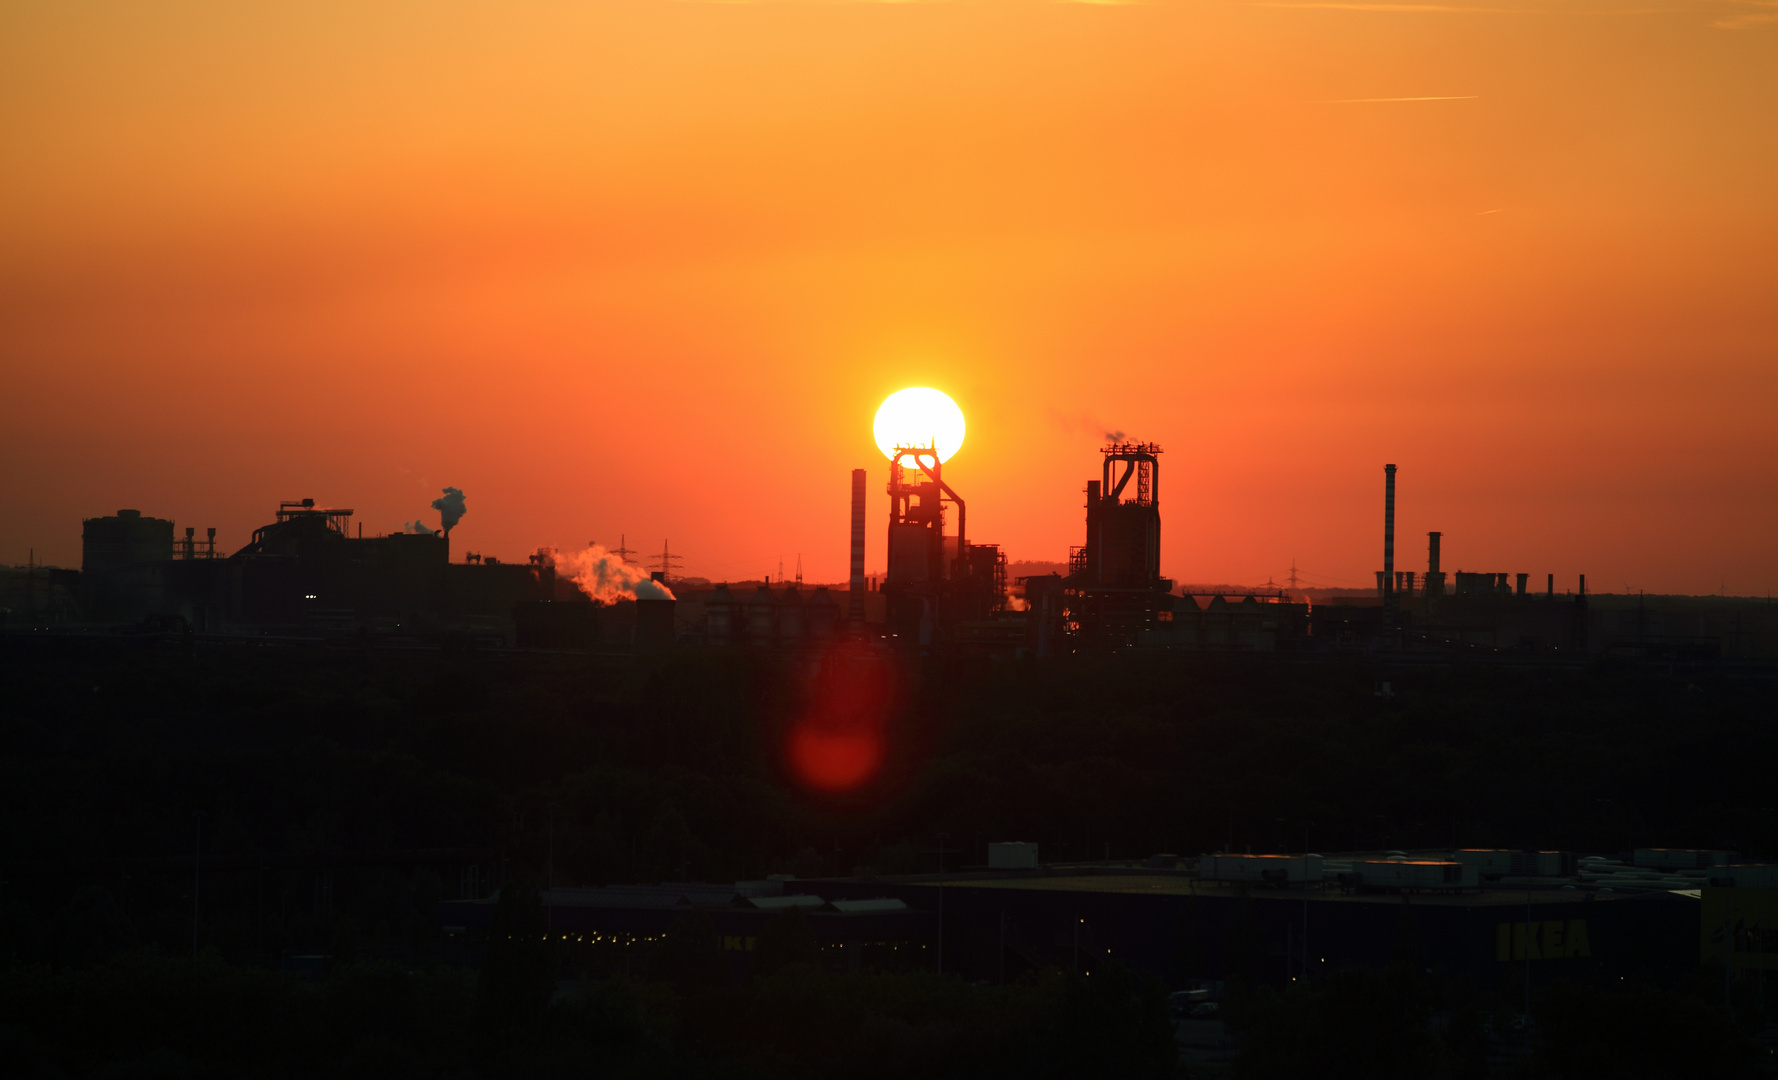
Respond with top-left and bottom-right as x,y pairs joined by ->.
545,545 -> 676,603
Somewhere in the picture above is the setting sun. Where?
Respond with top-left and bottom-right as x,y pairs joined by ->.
873,388 -> 966,467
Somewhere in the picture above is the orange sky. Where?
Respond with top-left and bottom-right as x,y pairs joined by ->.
3,0 -> 1775,594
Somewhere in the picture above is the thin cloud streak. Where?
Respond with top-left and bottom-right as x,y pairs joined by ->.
668,0 -> 952,5
1257,0 -> 1747,16
1319,95 -> 1481,101
1712,10 -> 1778,26
674,0 -> 1776,15
1256,3 -> 1537,11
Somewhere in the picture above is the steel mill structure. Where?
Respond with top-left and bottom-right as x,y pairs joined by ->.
1063,442 -> 1171,646
878,442 -> 1007,645
9,447 -> 1776,663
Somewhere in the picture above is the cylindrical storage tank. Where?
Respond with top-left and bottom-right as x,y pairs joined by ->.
705,584 -> 735,646
82,510 -> 174,575
635,598 -> 676,649
747,584 -> 776,646
806,586 -> 837,638
776,586 -> 804,644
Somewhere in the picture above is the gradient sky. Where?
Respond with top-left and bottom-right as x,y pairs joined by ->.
4,0 -> 1775,593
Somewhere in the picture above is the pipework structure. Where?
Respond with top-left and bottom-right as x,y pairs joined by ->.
1425,531 -> 1445,600
880,444 -> 1005,641
882,443 -> 962,639
1076,443 -> 1164,591
1065,443 -> 1171,645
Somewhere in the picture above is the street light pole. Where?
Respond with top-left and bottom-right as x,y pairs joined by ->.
937,832 -> 948,976
1524,888 -> 1533,1027
192,813 -> 201,957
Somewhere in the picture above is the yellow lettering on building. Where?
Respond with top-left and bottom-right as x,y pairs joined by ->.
1514,921 -> 1542,960
1497,919 -> 1589,960
1563,919 -> 1590,958
1542,920 -> 1563,957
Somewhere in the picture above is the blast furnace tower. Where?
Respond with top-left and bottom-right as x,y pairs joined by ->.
1066,442 -> 1170,643
880,444 -> 1004,642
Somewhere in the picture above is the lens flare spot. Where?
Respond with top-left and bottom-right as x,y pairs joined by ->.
784,640 -> 900,795
787,725 -> 884,793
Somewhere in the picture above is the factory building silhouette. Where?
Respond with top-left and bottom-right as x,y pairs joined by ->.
3,454 -> 1775,661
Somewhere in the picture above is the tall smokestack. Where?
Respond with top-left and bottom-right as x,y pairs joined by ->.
849,468 -> 867,624
1427,531 -> 1441,575
1383,464 -> 1397,615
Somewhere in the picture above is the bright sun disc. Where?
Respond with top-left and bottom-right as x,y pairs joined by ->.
873,387 -> 965,465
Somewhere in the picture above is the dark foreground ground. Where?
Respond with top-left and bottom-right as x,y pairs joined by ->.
2,636 -> 1774,1076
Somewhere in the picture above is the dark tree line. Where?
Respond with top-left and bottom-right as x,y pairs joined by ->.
5,638 -> 1776,962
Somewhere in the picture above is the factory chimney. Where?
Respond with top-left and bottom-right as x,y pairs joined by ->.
1383,464 -> 1397,616
849,468 -> 867,624
1425,531 -> 1445,600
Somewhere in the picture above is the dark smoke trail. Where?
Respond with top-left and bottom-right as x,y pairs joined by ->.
432,487 -> 466,534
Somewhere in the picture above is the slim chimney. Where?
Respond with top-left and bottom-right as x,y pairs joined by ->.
849,468 -> 867,624
1424,531 -> 1444,600
1547,572 -> 1554,598
1383,464 -> 1397,615
1085,480 -> 1102,585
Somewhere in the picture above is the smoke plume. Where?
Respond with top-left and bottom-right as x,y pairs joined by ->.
546,545 -> 676,603
1104,429 -> 1128,442
431,487 -> 467,533
404,520 -> 436,535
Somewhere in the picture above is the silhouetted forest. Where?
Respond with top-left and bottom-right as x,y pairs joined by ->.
3,637 -> 1773,1075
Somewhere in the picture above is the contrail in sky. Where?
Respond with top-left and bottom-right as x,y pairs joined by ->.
1261,3 -> 1528,10
1321,95 -> 1480,102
